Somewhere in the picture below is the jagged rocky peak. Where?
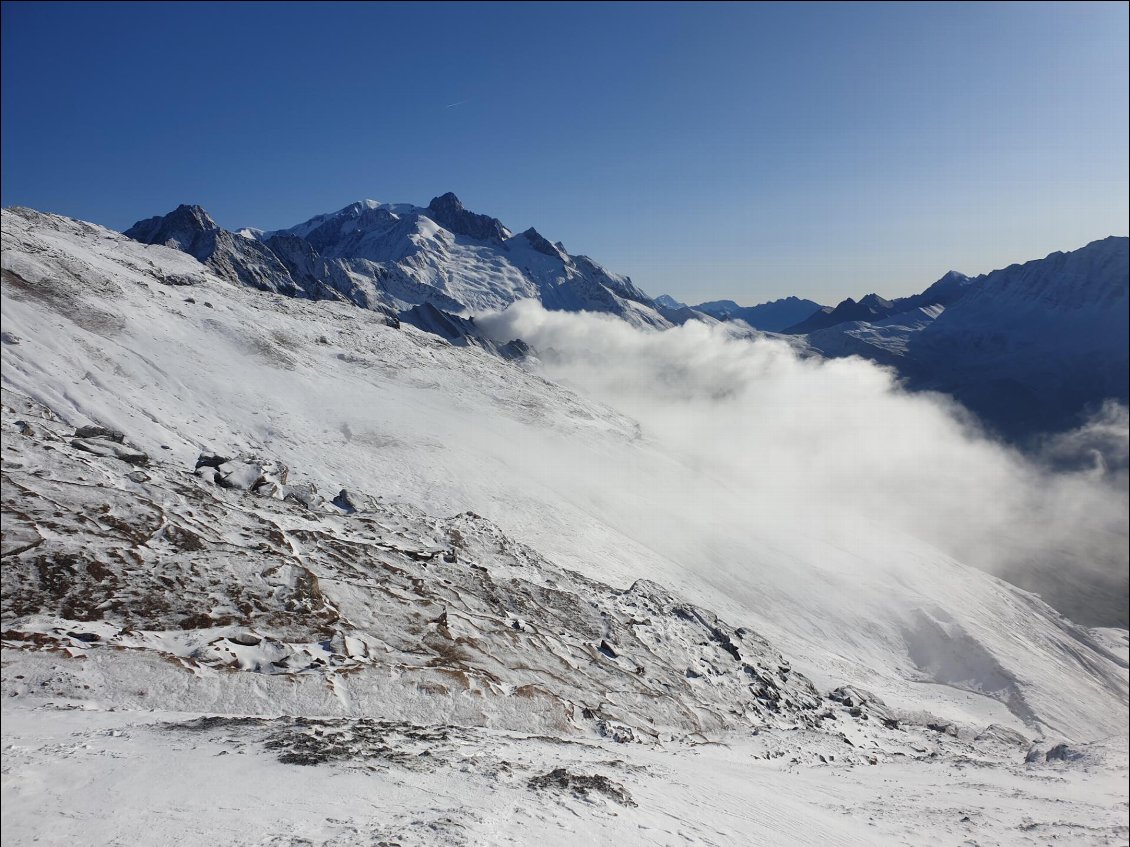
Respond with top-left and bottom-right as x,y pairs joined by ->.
426,192 -> 512,243
123,203 -> 307,297
858,293 -> 893,310
655,294 -> 689,310
937,270 -> 969,285
520,227 -> 566,259
125,204 -> 219,251
299,201 -> 404,248
917,270 -> 972,303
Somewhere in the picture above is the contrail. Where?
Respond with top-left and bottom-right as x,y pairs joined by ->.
446,99 -> 468,109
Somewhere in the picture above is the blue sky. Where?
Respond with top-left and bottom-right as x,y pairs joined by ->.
2,2 -> 1127,305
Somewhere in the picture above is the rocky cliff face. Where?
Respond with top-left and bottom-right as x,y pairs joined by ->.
426,191 -> 512,243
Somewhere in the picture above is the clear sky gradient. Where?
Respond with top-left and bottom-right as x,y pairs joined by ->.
3,1 -> 1127,306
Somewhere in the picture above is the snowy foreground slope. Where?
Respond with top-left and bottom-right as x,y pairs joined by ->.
2,207 -> 1128,845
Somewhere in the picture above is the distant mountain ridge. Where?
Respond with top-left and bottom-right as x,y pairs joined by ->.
800,237 -> 1129,440
782,271 -> 974,334
115,202 -> 1130,441
126,193 -> 671,331
694,296 -> 827,332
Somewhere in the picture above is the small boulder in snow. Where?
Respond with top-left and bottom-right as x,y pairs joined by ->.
195,452 -> 230,470
213,456 -> 289,492
216,460 -> 267,491
332,488 -> 373,512
283,482 -> 322,509
74,425 -> 125,442
975,724 -> 1029,747
71,438 -> 149,466
1044,742 -> 1083,762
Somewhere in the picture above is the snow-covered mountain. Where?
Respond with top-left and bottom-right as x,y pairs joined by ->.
695,295 -> 827,332
784,273 -> 973,335
653,294 -> 687,310
123,199 -> 1128,448
126,193 -> 671,331
797,239 -> 1129,440
2,206 -> 1128,845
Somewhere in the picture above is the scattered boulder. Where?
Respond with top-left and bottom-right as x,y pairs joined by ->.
212,456 -> 288,492
595,720 -> 636,744
926,721 -> 959,737
195,452 -> 230,470
125,469 -> 150,483
74,425 -> 125,442
828,685 -> 896,724
253,479 -> 284,498
283,482 -> 322,509
197,452 -> 310,504
975,724 -> 1029,747
215,460 -> 267,491
1044,742 -> 1083,762
157,272 -> 199,286
332,488 -> 375,512
527,768 -> 636,807
71,437 -> 149,466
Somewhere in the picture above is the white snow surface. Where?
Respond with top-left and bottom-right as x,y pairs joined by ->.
2,207 -> 1128,845
3,705 -> 1127,847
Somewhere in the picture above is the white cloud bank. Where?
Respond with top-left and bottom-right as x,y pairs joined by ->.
480,301 -> 1129,626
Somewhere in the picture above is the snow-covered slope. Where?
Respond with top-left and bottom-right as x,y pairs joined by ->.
126,194 -> 671,331
2,207 -> 1128,845
3,207 -> 1126,737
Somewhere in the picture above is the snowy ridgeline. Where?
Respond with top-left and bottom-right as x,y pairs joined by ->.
1,206 -> 1129,845
123,194 -> 672,331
